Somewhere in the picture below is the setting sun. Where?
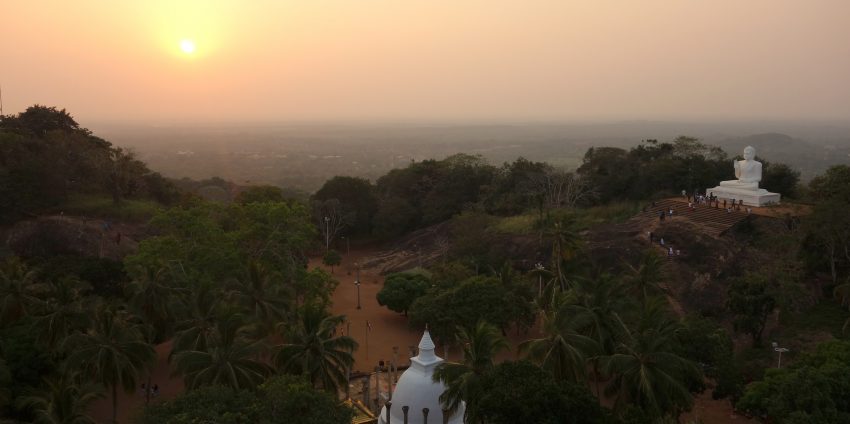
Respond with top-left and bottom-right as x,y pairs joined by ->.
179,39 -> 196,54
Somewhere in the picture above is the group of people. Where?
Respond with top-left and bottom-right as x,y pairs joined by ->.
648,232 -> 682,257
682,189 -> 753,214
140,383 -> 160,398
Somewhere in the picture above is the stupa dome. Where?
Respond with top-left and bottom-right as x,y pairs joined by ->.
377,330 -> 464,424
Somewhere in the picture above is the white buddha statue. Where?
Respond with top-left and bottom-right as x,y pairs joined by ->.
719,146 -> 761,191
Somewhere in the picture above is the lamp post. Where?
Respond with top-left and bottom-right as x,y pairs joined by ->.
324,216 -> 330,251
534,262 -> 545,298
341,235 -> 350,255
772,342 -> 789,368
355,262 -> 362,310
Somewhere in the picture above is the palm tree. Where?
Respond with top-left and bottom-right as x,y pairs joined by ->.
564,274 -> 633,398
274,305 -> 357,392
172,313 -> 271,390
519,303 -> 599,383
172,285 -> 221,353
0,259 -> 44,325
32,277 -> 91,350
601,303 -> 701,420
548,220 -> 582,292
625,250 -> 666,301
125,265 -> 183,403
16,371 -> 103,424
227,261 -> 290,335
63,304 -> 155,424
433,320 -> 508,422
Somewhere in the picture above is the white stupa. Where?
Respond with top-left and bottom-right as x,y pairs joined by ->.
378,329 -> 464,424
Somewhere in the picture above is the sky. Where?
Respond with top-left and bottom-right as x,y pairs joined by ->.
2,0 -> 849,123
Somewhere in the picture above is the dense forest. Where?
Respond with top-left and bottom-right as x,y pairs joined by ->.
1,106 -> 849,423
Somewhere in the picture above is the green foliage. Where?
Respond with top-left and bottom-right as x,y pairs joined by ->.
600,305 -> 702,420
15,371 -> 103,424
482,157 -> 550,216
577,137 -> 729,203
59,194 -> 162,222
138,385 -> 261,424
235,185 -> 285,204
519,304 -> 599,383
371,196 -> 417,239
676,315 -> 742,400
473,361 -> 609,424
35,255 -> 127,298
432,320 -> 508,421
727,273 -> 777,346
374,154 -> 496,233
409,276 -> 535,343
172,314 -> 271,391
0,105 -> 177,222
257,375 -> 354,424
62,305 -> 155,422
0,105 -> 84,136
321,250 -> 341,273
139,376 -> 354,424
125,201 -> 315,287
313,176 -> 378,236
808,165 -> 850,203
801,199 -> 850,285
761,161 -> 800,198
737,340 -> 850,423
0,258 -> 43,325
275,306 -> 357,392
0,320 -> 56,420
492,213 -> 537,234
375,273 -> 430,315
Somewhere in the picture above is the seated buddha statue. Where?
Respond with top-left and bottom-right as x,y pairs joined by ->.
719,146 -> 762,191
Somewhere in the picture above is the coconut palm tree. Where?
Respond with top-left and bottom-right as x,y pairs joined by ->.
433,320 -> 508,422
0,259 -> 44,325
274,305 -> 357,392
601,302 -> 701,420
625,249 -> 666,301
564,274 -> 633,398
32,277 -> 91,350
519,302 -> 599,383
548,220 -> 582,292
227,261 -> 290,335
16,371 -> 103,424
125,265 -> 184,403
172,285 -> 222,353
63,304 -> 155,424
172,313 -> 271,390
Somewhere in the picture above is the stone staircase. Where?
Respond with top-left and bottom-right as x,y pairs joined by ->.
639,198 -> 749,237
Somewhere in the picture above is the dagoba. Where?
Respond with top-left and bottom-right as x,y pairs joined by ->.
377,329 -> 464,424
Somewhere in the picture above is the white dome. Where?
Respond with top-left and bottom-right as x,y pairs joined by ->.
378,330 -> 464,424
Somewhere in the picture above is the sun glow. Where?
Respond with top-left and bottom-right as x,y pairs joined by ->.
179,39 -> 196,54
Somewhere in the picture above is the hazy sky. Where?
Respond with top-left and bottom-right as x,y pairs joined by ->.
2,1 -> 849,123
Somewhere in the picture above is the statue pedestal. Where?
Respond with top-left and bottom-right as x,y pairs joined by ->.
708,186 -> 780,207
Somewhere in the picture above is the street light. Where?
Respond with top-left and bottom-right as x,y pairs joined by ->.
772,342 -> 789,368
534,262 -> 545,298
324,216 -> 330,251
355,262 -> 361,310
341,234 -> 350,255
